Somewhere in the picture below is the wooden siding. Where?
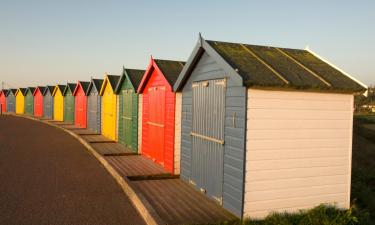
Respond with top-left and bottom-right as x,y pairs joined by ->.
180,51 -> 246,217
15,92 -> 25,114
53,88 -> 64,121
138,94 -> 143,153
244,89 -> 353,219
87,88 -> 101,133
0,92 -> 6,113
101,81 -> 117,141
25,92 -> 34,115
64,89 -> 75,123
118,78 -> 139,152
141,68 -> 176,174
43,92 -> 53,119
174,92 -> 182,174
6,94 -> 16,113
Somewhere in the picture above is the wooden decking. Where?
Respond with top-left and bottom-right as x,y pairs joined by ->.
72,129 -> 98,135
42,118 -> 237,225
131,179 -> 236,225
91,143 -> 133,156
81,134 -> 115,143
106,155 -> 169,177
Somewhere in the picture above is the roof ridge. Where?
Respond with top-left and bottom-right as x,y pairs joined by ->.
275,47 -> 331,87
240,44 -> 289,85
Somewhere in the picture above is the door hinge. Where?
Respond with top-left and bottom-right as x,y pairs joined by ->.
213,196 -> 223,205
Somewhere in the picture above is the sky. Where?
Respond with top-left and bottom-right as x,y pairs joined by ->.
0,0 -> 374,88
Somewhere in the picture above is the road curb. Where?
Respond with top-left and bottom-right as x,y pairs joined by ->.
8,114 -> 166,225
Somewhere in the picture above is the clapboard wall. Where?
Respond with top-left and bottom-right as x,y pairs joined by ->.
244,89 -> 353,218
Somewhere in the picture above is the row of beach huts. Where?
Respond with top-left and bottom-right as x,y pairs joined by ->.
0,37 -> 368,219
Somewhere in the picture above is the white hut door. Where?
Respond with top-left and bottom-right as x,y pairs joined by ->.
191,79 -> 226,204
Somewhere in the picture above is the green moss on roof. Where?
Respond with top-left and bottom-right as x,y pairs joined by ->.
79,81 -> 90,93
92,79 -> 103,92
205,40 -> 365,93
125,69 -> 145,90
154,59 -> 186,86
281,48 -> 365,92
107,75 -> 120,90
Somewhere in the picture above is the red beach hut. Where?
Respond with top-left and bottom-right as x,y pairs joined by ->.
137,58 -> 185,174
73,81 -> 90,128
0,90 -> 6,113
33,86 -> 45,117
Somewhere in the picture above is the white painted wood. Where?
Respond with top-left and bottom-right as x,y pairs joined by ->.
174,92 -> 182,174
243,89 -> 353,219
138,94 -> 143,154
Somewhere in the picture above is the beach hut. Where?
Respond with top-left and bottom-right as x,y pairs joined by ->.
43,86 -> 54,119
86,79 -> 103,133
0,90 -> 7,113
6,89 -> 16,113
73,81 -> 90,128
137,58 -> 185,174
24,87 -> 35,115
63,83 -> 76,123
33,86 -> 45,117
173,37 -> 367,218
52,85 -> 66,121
99,74 -> 120,140
114,67 -> 145,152
15,88 -> 26,114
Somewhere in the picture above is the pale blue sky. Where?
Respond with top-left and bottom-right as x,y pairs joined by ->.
1,0 -> 374,88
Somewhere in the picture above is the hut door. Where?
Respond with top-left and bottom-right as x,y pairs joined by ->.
122,89 -> 133,148
148,86 -> 165,165
191,79 -> 226,204
88,94 -> 98,132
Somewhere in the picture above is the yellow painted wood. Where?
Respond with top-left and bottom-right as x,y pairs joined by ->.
53,86 -> 64,121
101,78 -> 117,141
15,90 -> 25,114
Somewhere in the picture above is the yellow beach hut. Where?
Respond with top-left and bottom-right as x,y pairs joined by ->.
99,73 -> 120,141
52,85 -> 66,121
15,88 -> 27,114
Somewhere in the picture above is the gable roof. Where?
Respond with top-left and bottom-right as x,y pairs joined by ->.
174,37 -> 367,93
33,86 -> 46,96
99,74 -> 120,95
73,81 -> 90,96
52,85 -> 66,96
86,78 -> 103,95
0,89 -> 7,96
16,88 -> 27,96
26,87 -> 35,95
63,83 -> 77,96
9,89 -> 17,96
115,67 -> 145,93
43,86 -> 55,96
137,58 -> 185,93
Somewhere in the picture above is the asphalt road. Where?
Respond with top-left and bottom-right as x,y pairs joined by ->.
0,115 -> 146,225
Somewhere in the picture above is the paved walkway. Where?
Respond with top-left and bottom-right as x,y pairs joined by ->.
0,115 -> 146,225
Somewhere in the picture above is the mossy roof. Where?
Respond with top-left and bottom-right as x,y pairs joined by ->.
43,86 -> 55,95
107,75 -> 120,90
19,88 -> 27,96
87,79 -> 103,95
80,81 -> 90,93
26,87 -> 35,95
154,59 -> 186,86
205,40 -> 365,93
63,83 -> 77,95
35,86 -> 46,95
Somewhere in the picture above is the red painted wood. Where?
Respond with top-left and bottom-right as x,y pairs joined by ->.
139,60 -> 176,174
0,91 -> 6,112
74,83 -> 87,128
33,88 -> 43,117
